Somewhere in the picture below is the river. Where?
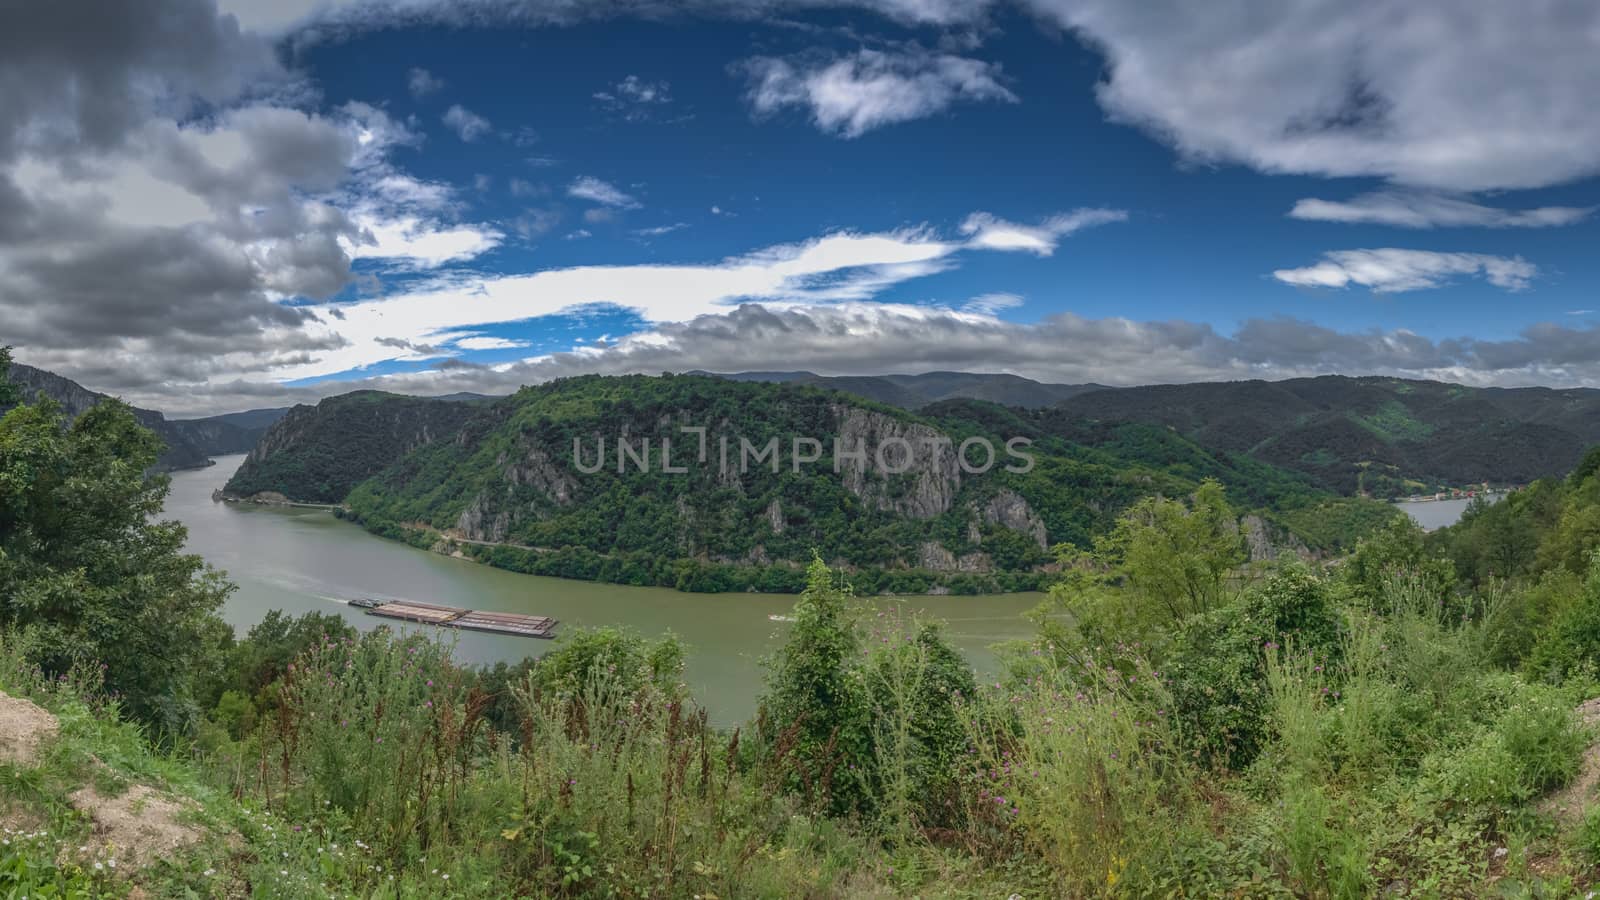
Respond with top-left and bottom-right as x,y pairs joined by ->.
166,456 -> 1048,722
1395,495 -> 1505,531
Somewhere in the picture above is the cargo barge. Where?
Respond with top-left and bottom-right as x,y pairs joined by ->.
351,598 -> 557,638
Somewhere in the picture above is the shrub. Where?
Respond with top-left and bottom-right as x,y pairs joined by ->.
265,629 -> 485,857
756,556 -> 873,816
1168,563 -> 1345,768
860,617 -> 976,834
960,649 -> 1198,895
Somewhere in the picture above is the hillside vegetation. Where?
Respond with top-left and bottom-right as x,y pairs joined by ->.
1,361 -> 269,471
9,349 -> 1600,896
306,374 -> 1381,593
224,390 -> 483,503
1057,375 -> 1600,496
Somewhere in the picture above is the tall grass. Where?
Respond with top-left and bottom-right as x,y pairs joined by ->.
960,649 -> 1195,895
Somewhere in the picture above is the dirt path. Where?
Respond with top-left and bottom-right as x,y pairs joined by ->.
0,689 -> 208,871
1539,697 -> 1600,825
0,690 -> 59,766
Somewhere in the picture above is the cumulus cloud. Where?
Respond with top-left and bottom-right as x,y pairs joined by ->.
567,176 -> 641,208
1272,249 -> 1538,293
739,47 -> 1015,137
1022,0 -> 1600,192
1289,190 -> 1595,229
960,209 -> 1127,255
91,304 -> 1600,416
0,0 -> 504,400
442,104 -> 493,142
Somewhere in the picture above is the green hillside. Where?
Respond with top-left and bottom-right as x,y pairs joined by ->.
330,374 -> 1384,593
1056,375 -> 1600,495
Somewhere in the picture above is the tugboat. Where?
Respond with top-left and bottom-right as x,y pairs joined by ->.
348,597 -> 384,610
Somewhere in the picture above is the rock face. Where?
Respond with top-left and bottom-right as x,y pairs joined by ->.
917,541 -> 992,572
833,406 -> 963,520
1241,514 -> 1311,562
454,443 -> 580,542
977,489 -> 1049,549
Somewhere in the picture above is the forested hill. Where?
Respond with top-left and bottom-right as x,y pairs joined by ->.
1054,375 -> 1600,497
233,373 -> 1387,592
1,362 -> 268,471
223,390 -> 484,503
701,369 -> 1110,409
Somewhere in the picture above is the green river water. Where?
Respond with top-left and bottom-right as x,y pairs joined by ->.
168,456 -> 1047,722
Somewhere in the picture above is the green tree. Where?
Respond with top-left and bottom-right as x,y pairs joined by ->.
1343,515 -> 1456,609
1093,479 -> 1247,624
0,347 -> 17,408
0,388 -> 232,733
758,554 -> 872,815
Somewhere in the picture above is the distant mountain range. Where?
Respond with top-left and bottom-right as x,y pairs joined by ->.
1052,376 -> 1600,496
9,360 -> 1600,499
695,370 -> 1112,409
1,363 -> 287,471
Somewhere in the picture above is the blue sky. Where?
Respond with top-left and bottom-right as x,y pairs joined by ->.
4,0 -> 1599,413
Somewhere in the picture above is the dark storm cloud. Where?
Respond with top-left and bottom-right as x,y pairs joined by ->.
0,0 -> 280,160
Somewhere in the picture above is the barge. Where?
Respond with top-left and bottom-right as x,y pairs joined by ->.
353,598 -> 558,639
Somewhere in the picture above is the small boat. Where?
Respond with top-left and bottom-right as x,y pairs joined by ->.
767,614 -> 796,623
348,597 -> 384,609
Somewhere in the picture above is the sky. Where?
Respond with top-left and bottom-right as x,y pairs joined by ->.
3,0 -> 1600,415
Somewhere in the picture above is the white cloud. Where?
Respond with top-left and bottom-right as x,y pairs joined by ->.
121,304 -> 1600,416
442,104 -> 492,142
635,222 -> 689,236
739,47 -> 1015,137
407,67 -> 445,99
959,209 -> 1126,255
1272,249 -> 1538,293
594,75 -> 680,121
1289,190 -> 1595,229
567,175 -> 640,208
451,335 -> 530,351
217,0 -> 1000,38
1019,0 -> 1600,192
346,215 -> 503,268
962,292 -> 1023,315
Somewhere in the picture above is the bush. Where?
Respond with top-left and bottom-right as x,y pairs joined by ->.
1431,675 -> 1586,809
756,556 -> 874,816
1168,563 -> 1345,768
960,649 -> 1200,895
860,618 -> 976,833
